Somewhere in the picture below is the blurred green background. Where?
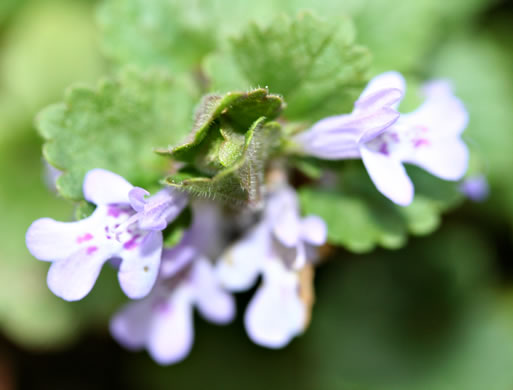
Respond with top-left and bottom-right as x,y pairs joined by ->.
1,0 -> 513,389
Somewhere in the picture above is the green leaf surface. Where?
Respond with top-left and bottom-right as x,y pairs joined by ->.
98,0 -> 217,72
0,0 -> 103,113
207,12 -> 370,121
299,164 -> 462,252
36,67 -> 197,200
166,119 -> 281,207
160,88 -> 283,175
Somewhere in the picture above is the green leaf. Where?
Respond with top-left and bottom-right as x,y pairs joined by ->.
0,0 -> 103,113
207,12 -> 370,121
166,118 -> 281,207
97,0 -> 217,72
159,88 -> 284,175
36,67 -> 197,200
299,164 -> 462,252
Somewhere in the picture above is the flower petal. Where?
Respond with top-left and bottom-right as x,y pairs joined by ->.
460,175 -> 490,202
244,261 -> 305,349
26,213 -> 102,262
401,80 -> 468,139
360,146 -> 414,206
138,188 -> 188,231
272,208 -> 301,248
147,286 -> 194,365
300,216 -> 327,246
193,258 -> 235,324
160,244 -> 197,279
83,169 -> 133,206
355,88 -> 403,114
358,71 -> 406,109
216,223 -> 269,292
47,245 -> 112,301
293,114 -> 361,159
118,231 -> 163,299
128,187 -> 149,212
266,187 -> 303,247
406,138 -> 469,181
110,299 -> 153,350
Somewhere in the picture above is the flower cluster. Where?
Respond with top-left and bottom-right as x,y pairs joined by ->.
26,71 -> 475,364
295,72 -> 469,205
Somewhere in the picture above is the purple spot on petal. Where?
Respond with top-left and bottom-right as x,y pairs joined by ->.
107,206 -> 123,218
76,233 -> 94,244
152,298 -> 171,314
389,132 -> 400,142
379,142 -> 389,155
86,246 -> 98,255
123,235 -> 140,250
413,138 -> 430,148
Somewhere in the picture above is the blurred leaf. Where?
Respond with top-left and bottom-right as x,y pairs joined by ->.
0,0 -> 103,113
0,0 -> 23,27
0,130 -> 77,348
36,67 -> 198,200
430,34 -> 513,224
302,224 -> 503,390
98,0 -> 217,72
299,164 -> 462,252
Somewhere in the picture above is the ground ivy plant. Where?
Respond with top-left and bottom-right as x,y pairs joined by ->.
25,5 -> 480,365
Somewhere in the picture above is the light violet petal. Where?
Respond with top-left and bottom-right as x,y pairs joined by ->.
244,261 -> 305,349
273,208 -> 301,248
295,102 -> 399,160
147,286 -> 194,365
358,71 -> 406,109
216,223 -> 269,292
265,186 -> 299,223
360,146 -> 414,206
193,258 -> 236,324
301,113 -> 355,137
355,107 -> 400,144
300,216 -> 327,246
128,187 -> 149,212
460,175 -> 490,202
294,132 -> 360,159
47,245 -> 112,301
267,187 -> 302,247
160,244 -> 197,279
83,169 -> 133,206
354,88 -> 403,115
138,188 -> 188,231
26,213 -> 102,262
405,138 -> 469,181
401,81 -> 468,139
118,231 -> 163,299
110,299 -> 153,350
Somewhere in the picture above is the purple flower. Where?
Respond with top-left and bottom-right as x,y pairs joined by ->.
26,169 -> 187,301
295,72 -> 469,206
460,175 -> 489,202
110,203 -> 235,365
216,187 -> 326,348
